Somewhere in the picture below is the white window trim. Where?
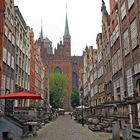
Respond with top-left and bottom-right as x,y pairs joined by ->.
121,2 -> 126,20
128,0 -> 134,10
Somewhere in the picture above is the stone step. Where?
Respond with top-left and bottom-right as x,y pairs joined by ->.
102,118 -> 114,122
102,120 -> 109,124
132,131 -> 140,139
132,128 -> 140,133
98,123 -> 107,127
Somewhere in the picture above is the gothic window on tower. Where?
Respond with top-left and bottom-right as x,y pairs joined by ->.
54,67 -> 62,73
72,72 -> 78,90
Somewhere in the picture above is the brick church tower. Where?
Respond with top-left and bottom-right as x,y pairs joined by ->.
38,9 -> 83,111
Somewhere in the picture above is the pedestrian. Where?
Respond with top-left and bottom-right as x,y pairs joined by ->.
70,112 -> 72,119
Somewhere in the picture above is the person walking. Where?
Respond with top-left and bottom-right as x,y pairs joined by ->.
70,112 -> 72,119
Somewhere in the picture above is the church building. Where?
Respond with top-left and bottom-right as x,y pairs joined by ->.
38,11 -> 83,111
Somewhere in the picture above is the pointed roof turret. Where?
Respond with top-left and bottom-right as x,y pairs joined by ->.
101,0 -> 106,12
64,4 -> 70,37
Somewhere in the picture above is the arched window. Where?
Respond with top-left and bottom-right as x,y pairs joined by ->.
54,67 -> 62,73
72,72 -> 78,89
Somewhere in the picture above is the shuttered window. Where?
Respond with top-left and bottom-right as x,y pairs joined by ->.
123,29 -> 130,55
126,68 -> 133,97
130,19 -> 138,49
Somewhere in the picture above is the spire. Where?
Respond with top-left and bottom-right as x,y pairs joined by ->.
40,17 -> 43,42
101,0 -> 106,12
64,4 -> 70,37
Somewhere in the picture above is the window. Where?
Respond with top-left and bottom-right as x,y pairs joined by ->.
8,31 -> 12,41
99,83 -> 105,93
120,78 -> 124,99
130,19 -> 138,49
72,72 -> 78,89
4,26 -> 8,37
128,0 -> 134,10
7,52 -> 11,66
115,25 -> 119,39
10,14 -> 14,26
98,66 -> 103,78
113,78 -> 124,100
121,2 -> 126,20
110,25 -> 119,47
10,79 -> 14,92
123,29 -> 130,55
110,35 -> 113,47
90,75 -> 93,84
3,48 -> 7,63
6,77 -> 10,90
1,75 -> 6,92
112,54 -> 116,74
112,49 -> 122,74
12,35 -> 15,45
94,71 -> 97,80
91,88 -> 94,97
94,85 -> 98,94
126,68 -> 133,96
54,67 -> 62,73
97,52 -> 102,62
16,36 -> 19,46
134,62 -> 140,74
117,49 -> 122,70
11,56 -> 14,69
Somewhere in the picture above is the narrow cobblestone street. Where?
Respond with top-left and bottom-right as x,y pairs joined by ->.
24,115 -> 111,140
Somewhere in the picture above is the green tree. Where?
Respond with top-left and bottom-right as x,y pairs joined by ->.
71,89 -> 80,109
49,72 -> 68,109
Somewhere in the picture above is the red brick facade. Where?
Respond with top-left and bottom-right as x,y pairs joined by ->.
40,15 -> 83,111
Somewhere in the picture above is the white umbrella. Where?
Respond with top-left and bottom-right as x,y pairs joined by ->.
76,105 -> 88,109
58,108 -> 65,111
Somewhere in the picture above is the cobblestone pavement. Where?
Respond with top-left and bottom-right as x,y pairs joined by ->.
24,116 -> 111,140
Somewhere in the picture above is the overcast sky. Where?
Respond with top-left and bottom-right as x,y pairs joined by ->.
14,0 -> 109,56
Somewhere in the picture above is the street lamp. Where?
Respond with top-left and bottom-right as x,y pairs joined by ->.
80,87 -> 84,127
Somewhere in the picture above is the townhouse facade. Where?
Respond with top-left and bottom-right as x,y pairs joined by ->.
14,6 -> 31,107
0,0 -> 15,112
0,0 -> 46,110
34,41 -> 46,104
83,0 -> 140,127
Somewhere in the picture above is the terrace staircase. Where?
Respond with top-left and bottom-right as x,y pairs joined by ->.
132,125 -> 140,140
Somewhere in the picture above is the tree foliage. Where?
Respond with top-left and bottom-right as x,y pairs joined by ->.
49,72 -> 68,109
71,89 -> 80,109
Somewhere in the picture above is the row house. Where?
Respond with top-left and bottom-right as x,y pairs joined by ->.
101,2 -> 112,102
0,0 -> 16,111
34,40 -> 46,106
0,0 -> 46,110
14,6 -> 31,107
83,46 -> 97,115
83,2 -> 111,118
109,0 -> 140,127
116,0 -> 140,126
96,33 -> 105,106
83,46 -> 92,107
83,0 -> 140,127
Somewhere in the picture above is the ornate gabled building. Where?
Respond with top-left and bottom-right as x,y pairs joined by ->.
38,12 -> 83,111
